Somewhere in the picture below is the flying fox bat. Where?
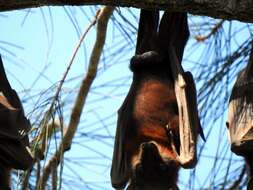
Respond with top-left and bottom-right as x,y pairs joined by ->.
226,42 -> 253,189
0,56 -> 33,189
111,10 -> 204,190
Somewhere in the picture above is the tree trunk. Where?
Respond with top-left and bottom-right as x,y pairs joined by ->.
1,0 -> 253,23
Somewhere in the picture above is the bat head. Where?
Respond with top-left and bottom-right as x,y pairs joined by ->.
130,141 -> 179,189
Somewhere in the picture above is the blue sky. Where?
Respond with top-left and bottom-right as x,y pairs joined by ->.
0,6 -> 251,190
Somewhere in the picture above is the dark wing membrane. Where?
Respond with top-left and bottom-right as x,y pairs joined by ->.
0,55 -> 33,169
0,56 -> 31,139
184,71 -> 205,141
158,11 -> 189,63
0,55 -> 12,92
111,79 -> 138,189
0,138 -> 33,170
0,91 -> 31,140
111,106 -> 129,189
135,9 -> 159,55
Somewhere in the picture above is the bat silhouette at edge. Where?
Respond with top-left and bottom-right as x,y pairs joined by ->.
0,55 -> 33,189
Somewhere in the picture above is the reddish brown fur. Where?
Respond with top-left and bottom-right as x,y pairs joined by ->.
124,74 -> 180,188
110,10 -> 190,190
134,79 -> 179,139
136,79 -> 178,142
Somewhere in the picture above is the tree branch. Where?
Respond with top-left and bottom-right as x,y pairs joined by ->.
195,20 -> 225,42
1,0 -> 253,23
36,6 -> 114,189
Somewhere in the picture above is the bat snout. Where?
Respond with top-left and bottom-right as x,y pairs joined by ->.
133,141 -> 178,179
140,141 -> 160,165
132,141 -> 179,189
231,140 -> 253,155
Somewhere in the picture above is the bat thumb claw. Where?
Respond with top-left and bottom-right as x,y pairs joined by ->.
169,130 -> 179,157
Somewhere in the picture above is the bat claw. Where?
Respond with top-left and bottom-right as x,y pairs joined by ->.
168,128 -> 180,158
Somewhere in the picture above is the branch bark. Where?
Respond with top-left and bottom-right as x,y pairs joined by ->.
36,6 -> 114,189
1,0 -> 253,23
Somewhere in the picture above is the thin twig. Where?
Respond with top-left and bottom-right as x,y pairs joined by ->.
52,160 -> 57,190
195,20 -> 224,42
36,6 -> 115,190
22,7 -> 99,190
36,7 -> 99,157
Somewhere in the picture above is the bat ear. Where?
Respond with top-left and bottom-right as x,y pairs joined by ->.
158,11 -> 189,63
111,108 -> 129,189
135,9 -> 159,54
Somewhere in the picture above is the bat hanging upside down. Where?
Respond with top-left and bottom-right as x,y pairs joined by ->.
111,10 -> 204,190
226,41 -> 253,189
0,56 -> 33,189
